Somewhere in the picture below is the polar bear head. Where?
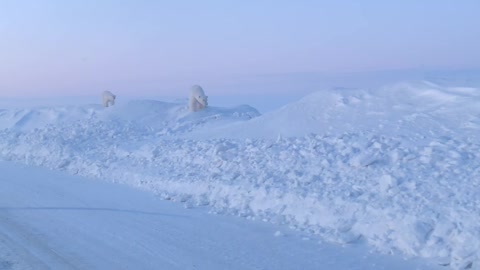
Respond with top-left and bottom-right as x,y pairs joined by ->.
189,85 -> 208,112
102,90 -> 116,107
191,85 -> 208,106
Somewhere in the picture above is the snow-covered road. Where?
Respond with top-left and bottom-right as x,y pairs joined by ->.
0,161 -> 441,270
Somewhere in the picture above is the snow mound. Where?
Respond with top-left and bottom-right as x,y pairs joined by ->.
200,81 -> 480,140
0,105 -> 100,131
105,100 -> 260,135
1,82 -> 480,269
0,100 -> 260,135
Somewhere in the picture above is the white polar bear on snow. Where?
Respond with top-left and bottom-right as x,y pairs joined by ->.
189,85 -> 208,112
102,90 -> 116,107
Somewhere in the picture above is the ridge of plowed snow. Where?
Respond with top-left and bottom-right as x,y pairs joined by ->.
0,81 -> 479,269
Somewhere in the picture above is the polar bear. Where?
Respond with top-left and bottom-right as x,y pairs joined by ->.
102,90 -> 116,107
189,85 -> 208,112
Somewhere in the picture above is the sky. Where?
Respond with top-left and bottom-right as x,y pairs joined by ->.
0,0 -> 479,97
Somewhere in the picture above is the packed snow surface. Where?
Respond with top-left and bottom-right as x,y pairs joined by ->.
1,81 -> 479,269
5,161 -> 438,270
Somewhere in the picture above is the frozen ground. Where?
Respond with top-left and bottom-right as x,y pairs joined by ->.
0,79 -> 479,269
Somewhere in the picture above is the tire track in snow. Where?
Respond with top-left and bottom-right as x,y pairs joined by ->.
0,211 -> 80,270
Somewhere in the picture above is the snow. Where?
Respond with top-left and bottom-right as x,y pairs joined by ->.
199,80 -> 480,139
0,161 -> 442,270
0,80 -> 479,269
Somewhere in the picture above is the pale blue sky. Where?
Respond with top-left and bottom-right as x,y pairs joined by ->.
1,0 -> 479,97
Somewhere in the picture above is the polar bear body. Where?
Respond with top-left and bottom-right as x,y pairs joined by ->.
102,91 -> 116,107
189,85 -> 208,112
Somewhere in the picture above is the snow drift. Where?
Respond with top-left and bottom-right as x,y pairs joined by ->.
0,81 -> 479,269
197,80 -> 480,140
0,100 -> 260,135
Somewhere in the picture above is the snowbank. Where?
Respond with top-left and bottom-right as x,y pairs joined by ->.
1,82 -> 479,269
197,81 -> 480,139
0,100 -> 260,135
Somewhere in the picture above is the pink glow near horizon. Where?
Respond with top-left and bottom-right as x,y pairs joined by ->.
1,0 -> 479,97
